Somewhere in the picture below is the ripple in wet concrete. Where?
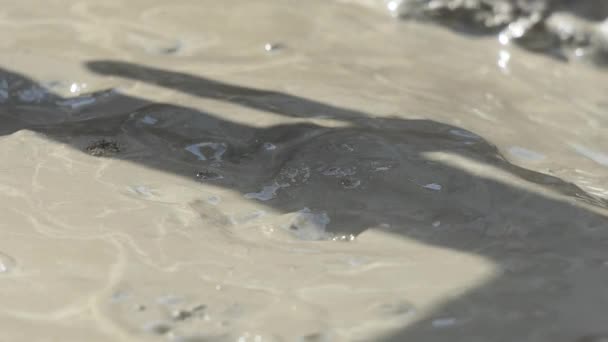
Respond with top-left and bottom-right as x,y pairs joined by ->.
423,183 -> 442,191
129,185 -> 154,198
185,142 -> 227,161
244,183 -> 281,201
571,143 -> 608,167
508,146 -> 546,162
140,115 -> 158,125
57,95 -> 97,109
281,208 -> 331,241
2,2 -> 608,341
17,86 -> 48,103
262,142 -> 277,151
431,317 -> 458,328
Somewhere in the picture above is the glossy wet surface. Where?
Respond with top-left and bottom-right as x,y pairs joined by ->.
0,1 -> 607,341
